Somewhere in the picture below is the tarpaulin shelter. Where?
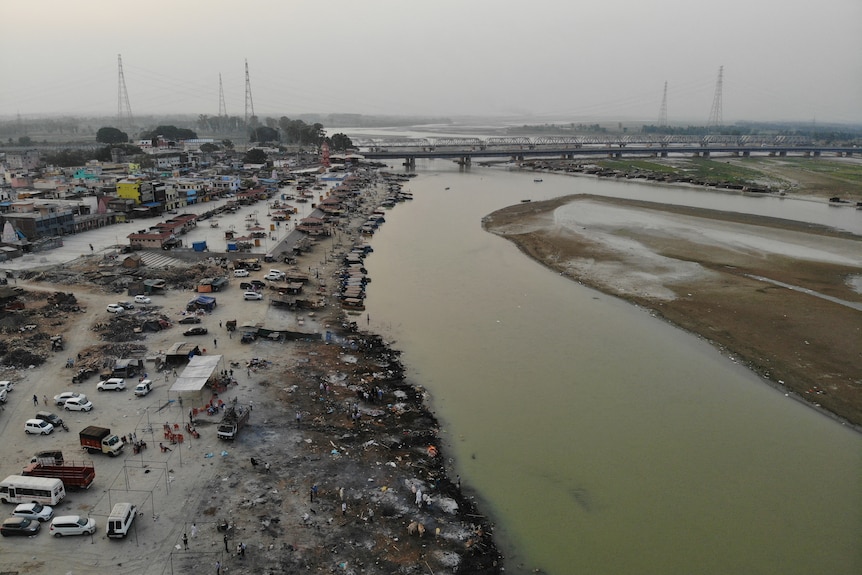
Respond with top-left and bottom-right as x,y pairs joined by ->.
169,354 -> 224,401
186,295 -> 216,312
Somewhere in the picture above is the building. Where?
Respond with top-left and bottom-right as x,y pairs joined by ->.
0,200 -> 75,241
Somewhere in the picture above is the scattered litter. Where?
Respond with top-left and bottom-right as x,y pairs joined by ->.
205,453 -> 214,458
221,450 -> 229,457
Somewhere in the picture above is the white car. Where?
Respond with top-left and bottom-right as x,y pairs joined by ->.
106,304 -> 124,314
264,270 -> 285,281
13,503 -> 54,522
0,380 -> 14,393
134,380 -> 152,396
243,291 -> 263,300
64,397 -> 94,412
0,389 -> 6,404
50,515 -> 97,537
54,392 -> 87,406
97,378 -> 126,392
133,295 -> 152,304
233,269 -> 250,277
25,419 -> 54,435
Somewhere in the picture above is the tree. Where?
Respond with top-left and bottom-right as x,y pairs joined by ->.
96,127 -> 129,144
243,148 -> 267,164
329,133 -> 353,151
249,126 -> 279,143
200,142 -> 219,153
140,125 -> 198,142
221,139 -> 234,150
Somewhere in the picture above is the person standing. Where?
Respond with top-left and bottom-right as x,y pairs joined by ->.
223,533 -> 229,552
191,522 -> 198,538
182,533 -> 188,550
42,394 -> 48,406
213,338 -> 217,349
33,394 -> 38,406
215,561 -> 221,575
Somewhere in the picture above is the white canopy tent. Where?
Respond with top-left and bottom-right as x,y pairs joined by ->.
169,354 -> 224,395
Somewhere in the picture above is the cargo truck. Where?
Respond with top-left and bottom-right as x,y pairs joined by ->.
79,426 -> 124,456
23,456 -> 95,490
216,404 -> 250,440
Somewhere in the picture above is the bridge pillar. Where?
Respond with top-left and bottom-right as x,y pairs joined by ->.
403,157 -> 415,169
702,150 -> 710,158
742,150 -> 750,157
660,151 -> 668,158
779,151 -> 786,157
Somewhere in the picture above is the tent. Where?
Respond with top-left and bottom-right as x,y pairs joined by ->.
186,295 -> 216,312
169,354 -> 223,396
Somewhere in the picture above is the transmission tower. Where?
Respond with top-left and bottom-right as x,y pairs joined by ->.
218,73 -> 228,117
244,60 -> 255,125
707,65 -> 724,130
117,54 -> 134,132
658,81 -> 668,127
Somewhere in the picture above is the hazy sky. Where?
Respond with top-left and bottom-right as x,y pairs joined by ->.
2,0 -> 860,124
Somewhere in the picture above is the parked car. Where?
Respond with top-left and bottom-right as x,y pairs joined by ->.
264,269 -> 285,281
233,269 -> 250,277
183,327 -> 208,336
1,517 -> 41,537
249,279 -> 266,289
97,378 -> 126,392
0,380 -> 15,393
0,389 -> 6,404
117,301 -> 135,310
134,380 -> 152,396
54,392 -> 86,406
106,304 -> 124,314
243,291 -> 263,301
133,295 -> 152,304
35,412 -> 65,430
49,515 -> 97,537
64,397 -> 94,412
24,419 -> 54,435
178,316 -> 201,324
12,503 -> 54,522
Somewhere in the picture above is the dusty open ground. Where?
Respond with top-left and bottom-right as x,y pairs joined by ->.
483,194 -> 862,428
0,184 -> 500,574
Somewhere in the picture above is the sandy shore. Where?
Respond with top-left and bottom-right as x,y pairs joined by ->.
483,194 -> 862,428
0,174 -> 502,574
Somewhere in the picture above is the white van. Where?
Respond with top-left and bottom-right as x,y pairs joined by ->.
106,502 -> 137,539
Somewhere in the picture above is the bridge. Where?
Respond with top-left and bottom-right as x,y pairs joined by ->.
352,135 -> 858,167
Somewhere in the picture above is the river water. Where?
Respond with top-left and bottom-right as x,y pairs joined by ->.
360,160 -> 862,575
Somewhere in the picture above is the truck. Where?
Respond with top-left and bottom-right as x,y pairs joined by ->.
23,453 -> 95,490
79,426 -> 124,457
216,404 -> 250,440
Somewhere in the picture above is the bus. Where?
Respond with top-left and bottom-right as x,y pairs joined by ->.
0,475 -> 66,505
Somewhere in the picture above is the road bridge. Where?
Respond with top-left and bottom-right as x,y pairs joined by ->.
354,136 -> 857,167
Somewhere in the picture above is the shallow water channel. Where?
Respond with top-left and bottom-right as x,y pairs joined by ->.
362,162 -> 862,575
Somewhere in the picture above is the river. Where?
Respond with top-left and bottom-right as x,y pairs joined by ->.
360,160 -> 862,575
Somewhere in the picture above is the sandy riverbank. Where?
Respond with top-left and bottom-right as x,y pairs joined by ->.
483,194 -> 862,428
0,173 -> 502,574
